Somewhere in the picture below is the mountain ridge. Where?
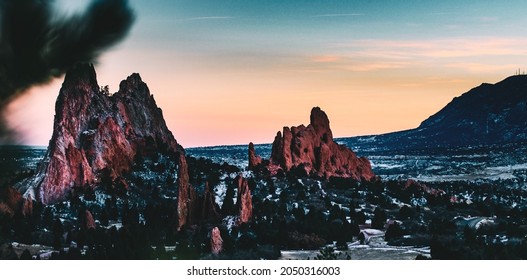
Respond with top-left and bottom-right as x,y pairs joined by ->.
342,75 -> 527,151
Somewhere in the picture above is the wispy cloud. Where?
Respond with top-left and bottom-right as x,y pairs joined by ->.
310,55 -> 341,63
175,34 -> 527,78
428,12 -> 454,16
444,62 -> 518,73
312,13 -> 363,18
303,37 -> 527,74
186,16 -> 234,21
478,16 -> 498,23
345,37 -> 527,58
144,16 -> 234,23
306,55 -> 419,72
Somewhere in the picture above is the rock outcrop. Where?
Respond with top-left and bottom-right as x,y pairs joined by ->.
251,107 -> 375,181
248,142 -> 262,169
177,153 -> 197,230
404,179 -> 445,197
81,209 -> 96,230
201,182 -> 221,222
210,227 -> 223,255
177,162 -> 222,230
0,187 -> 22,211
0,186 -> 34,217
18,64 -> 183,204
235,175 -> 252,224
0,202 -> 14,218
22,198 -> 33,217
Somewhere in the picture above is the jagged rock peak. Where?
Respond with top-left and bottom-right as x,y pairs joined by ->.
310,106 -> 332,141
63,63 -> 98,89
258,107 -> 375,181
117,73 -> 148,97
18,63 -> 183,204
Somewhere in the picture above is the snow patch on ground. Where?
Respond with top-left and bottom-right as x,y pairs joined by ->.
371,163 -> 405,169
222,216 -> 237,233
214,182 -> 227,207
425,165 -> 443,171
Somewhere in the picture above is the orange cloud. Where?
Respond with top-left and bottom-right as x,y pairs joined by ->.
310,55 -> 341,63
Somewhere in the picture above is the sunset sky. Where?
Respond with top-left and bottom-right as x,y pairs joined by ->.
6,0 -> 527,147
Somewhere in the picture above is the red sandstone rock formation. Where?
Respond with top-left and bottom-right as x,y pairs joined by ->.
0,186 -> 22,211
210,227 -> 223,255
18,64 -> 182,204
260,107 -> 375,181
201,182 -> 221,222
177,153 -> 197,230
177,156 -> 223,230
248,142 -> 262,169
404,179 -> 445,197
0,187 -> 33,217
22,198 -> 33,217
82,210 -> 96,230
235,175 -> 252,224
0,203 -> 14,218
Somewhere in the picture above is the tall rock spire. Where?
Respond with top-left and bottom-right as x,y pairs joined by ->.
19,63 -> 183,204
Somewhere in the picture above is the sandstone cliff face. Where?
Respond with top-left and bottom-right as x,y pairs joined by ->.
177,153 -> 197,230
255,107 -> 375,181
235,175 -> 252,224
20,64 -> 182,204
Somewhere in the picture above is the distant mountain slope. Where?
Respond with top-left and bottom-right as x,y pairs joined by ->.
342,75 -> 527,151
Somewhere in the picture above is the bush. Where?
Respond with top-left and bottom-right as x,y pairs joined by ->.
371,207 -> 387,230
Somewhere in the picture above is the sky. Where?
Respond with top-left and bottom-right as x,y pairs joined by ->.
6,0 -> 527,147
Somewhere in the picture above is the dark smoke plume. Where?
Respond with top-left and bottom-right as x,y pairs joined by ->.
0,0 -> 135,143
